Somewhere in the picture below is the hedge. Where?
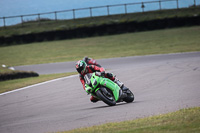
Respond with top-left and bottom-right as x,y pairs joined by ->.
0,71 -> 39,81
0,16 -> 200,45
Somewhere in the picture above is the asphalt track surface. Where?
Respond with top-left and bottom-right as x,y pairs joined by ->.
0,52 -> 200,133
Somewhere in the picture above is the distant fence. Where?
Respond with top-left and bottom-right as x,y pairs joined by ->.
0,0 -> 199,27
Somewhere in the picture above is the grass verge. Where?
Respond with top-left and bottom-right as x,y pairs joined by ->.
0,26 -> 200,66
0,72 -> 77,94
59,107 -> 200,133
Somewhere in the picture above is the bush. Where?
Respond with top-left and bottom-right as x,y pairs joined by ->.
1,16 -> 200,45
0,71 -> 39,81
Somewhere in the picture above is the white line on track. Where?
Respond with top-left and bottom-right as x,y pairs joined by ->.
0,74 -> 78,96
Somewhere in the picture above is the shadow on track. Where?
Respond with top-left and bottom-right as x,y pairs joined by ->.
81,101 -> 142,110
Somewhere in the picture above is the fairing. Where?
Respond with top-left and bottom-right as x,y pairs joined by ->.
85,73 -> 120,101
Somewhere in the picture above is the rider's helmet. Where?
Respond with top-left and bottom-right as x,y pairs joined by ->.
75,60 -> 87,74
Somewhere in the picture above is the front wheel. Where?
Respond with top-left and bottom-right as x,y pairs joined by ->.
96,88 -> 116,106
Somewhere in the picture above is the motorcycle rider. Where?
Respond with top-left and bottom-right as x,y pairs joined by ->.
83,56 -> 101,67
75,60 -> 123,103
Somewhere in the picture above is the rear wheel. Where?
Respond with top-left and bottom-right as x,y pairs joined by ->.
123,89 -> 134,103
96,88 -> 116,106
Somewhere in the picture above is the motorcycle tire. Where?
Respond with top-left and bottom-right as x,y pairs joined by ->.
96,88 -> 116,106
123,89 -> 134,103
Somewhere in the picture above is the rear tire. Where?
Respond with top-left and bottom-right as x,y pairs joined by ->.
123,89 -> 134,103
96,88 -> 116,106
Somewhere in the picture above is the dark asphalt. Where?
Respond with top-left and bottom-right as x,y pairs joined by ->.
0,52 -> 200,133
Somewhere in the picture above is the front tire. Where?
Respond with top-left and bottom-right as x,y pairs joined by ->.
96,88 -> 116,106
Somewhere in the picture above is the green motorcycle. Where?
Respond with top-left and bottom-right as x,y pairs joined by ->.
84,72 -> 134,106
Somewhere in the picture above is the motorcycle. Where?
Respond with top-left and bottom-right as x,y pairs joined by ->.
84,72 -> 134,106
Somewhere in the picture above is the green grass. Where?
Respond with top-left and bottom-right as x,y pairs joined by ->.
0,72 -> 77,94
0,66 -> 13,73
0,26 -> 200,94
59,107 -> 200,133
0,7 -> 200,37
0,26 -> 200,66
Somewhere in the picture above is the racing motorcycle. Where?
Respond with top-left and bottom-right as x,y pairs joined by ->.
84,72 -> 134,106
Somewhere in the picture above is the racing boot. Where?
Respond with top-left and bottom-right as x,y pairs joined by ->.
106,73 -> 124,89
114,78 -> 124,89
